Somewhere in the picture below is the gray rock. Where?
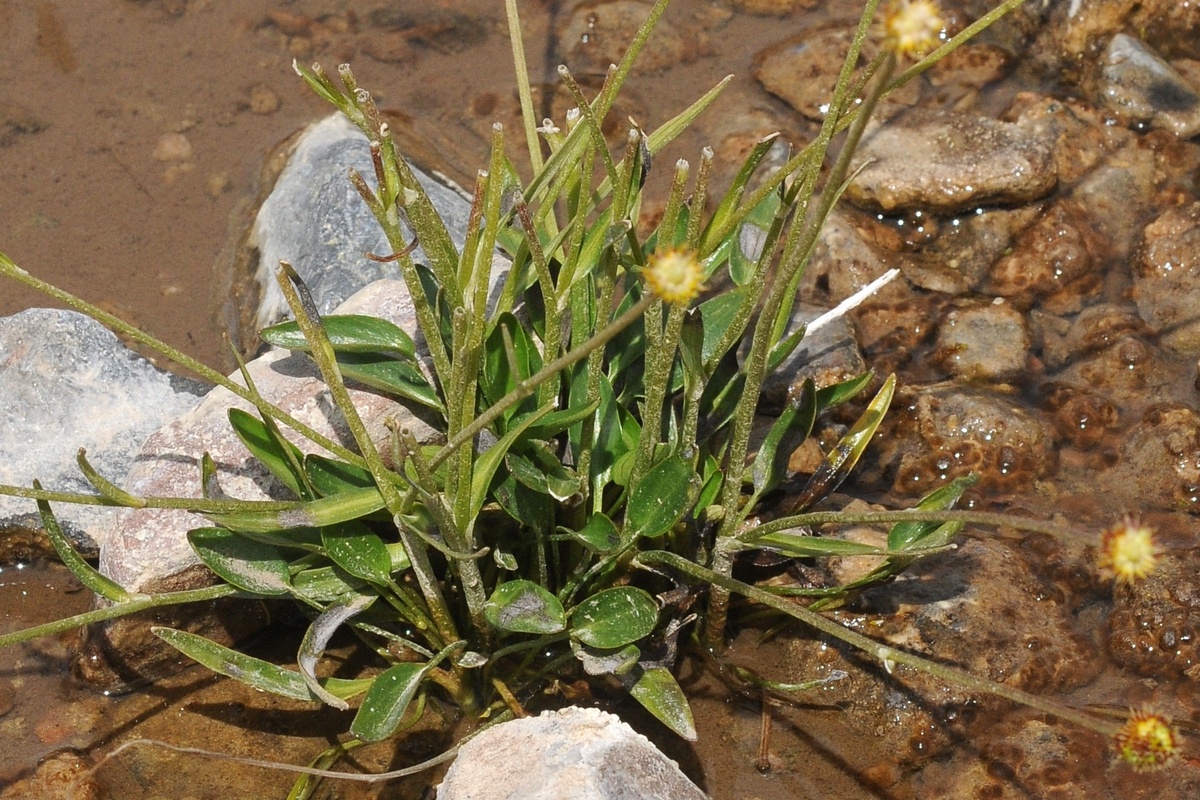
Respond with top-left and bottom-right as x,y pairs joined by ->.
758,304 -> 867,412
1096,34 -> 1200,138
846,110 -> 1057,213
1133,201 -> 1200,353
436,706 -> 707,800
1104,405 -> 1200,514
251,112 -> 473,331
0,309 -> 205,552
931,299 -> 1030,382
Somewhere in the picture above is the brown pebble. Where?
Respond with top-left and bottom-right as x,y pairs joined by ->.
152,132 -> 192,162
249,84 -> 281,115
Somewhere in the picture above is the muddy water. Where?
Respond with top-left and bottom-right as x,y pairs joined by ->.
2,0 -> 1199,798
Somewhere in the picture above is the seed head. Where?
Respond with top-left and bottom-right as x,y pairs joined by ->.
1114,709 -> 1181,772
884,0 -> 946,57
1098,514 -> 1159,585
645,248 -> 703,305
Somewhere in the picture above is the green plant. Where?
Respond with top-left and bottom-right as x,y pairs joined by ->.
0,0 -> 1183,788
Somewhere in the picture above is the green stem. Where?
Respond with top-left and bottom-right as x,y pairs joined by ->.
638,551 -> 1120,738
745,509 -> 1088,543
0,584 -> 242,649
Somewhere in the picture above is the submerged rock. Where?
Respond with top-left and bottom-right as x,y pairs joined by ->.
0,309 -> 205,552
436,706 -> 707,800
1095,34 -> 1200,138
931,298 -> 1030,382
874,384 -> 1057,497
846,110 -> 1057,214
1107,546 -> 1200,680
1134,201 -> 1200,354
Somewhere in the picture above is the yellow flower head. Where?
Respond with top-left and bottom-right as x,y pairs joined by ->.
1098,514 -> 1159,585
1114,709 -> 1181,772
645,248 -> 703,305
884,0 -> 946,57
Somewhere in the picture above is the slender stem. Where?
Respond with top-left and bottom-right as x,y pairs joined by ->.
428,293 -> 655,472
638,551 -> 1121,738
746,509 -> 1088,543
0,584 -> 242,649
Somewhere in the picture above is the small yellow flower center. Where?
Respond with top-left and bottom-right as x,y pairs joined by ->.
645,248 -> 703,305
1098,514 -> 1158,585
884,0 -> 945,57
1114,710 -> 1180,772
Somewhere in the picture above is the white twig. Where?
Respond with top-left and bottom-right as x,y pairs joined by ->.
806,267 -> 900,336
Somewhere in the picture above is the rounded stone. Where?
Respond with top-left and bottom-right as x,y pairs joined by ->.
931,299 -> 1030,382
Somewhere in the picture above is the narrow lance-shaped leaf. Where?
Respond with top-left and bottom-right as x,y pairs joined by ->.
227,408 -> 308,499
36,489 -> 131,603
467,401 -> 555,522
152,627 -> 371,702
188,527 -> 292,596
888,474 -> 980,551
786,374 -> 896,513
624,455 -> 695,539
261,314 -> 416,358
749,378 -> 817,498
321,521 -> 394,584
350,641 -> 459,742
298,592 -> 376,710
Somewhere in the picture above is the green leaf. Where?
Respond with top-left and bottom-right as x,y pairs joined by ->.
485,579 -> 567,634
227,408 -> 307,498
814,371 -> 873,409
188,527 -> 292,596
305,454 -> 375,496
495,472 -> 555,531
750,379 -> 817,497
36,493 -> 131,603
482,312 -> 543,414
695,454 -> 724,511
290,564 -> 368,604
299,593 -> 376,709
334,352 -> 444,413
567,513 -> 621,554
751,532 -> 890,558
888,474 -> 979,551
506,443 -> 578,501
206,484 -> 386,533
571,586 -> 658,648
468,402 -> 555,521
321,522 -> 394,584
152,627 -> 369,702
625,456 -> 695,539
522,398 -> 600,442
261,314 -> 416,358
790,374 -> 896,512
698,286 -> 751,366
629,666 -> 696,740
349,662 -> 426,742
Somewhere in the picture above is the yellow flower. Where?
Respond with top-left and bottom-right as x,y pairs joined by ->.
644,248 -> 703,305
1098,514 -> 1159,585
1114,709 -> 1181,772
884,0 -> 945,57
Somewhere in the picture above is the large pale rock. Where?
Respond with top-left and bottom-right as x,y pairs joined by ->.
436,707 -> 707,800
0,309 -> 204,551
